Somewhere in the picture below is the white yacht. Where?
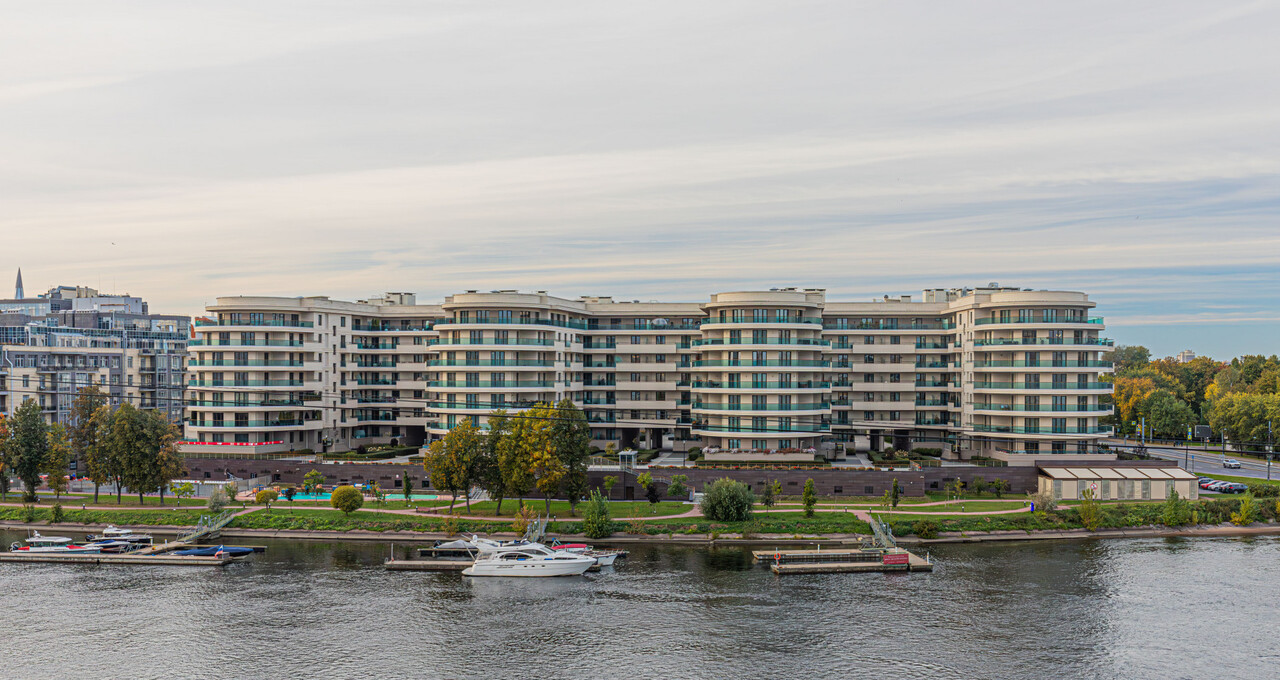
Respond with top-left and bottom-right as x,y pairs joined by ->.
460,537 -> 595,577
9,533 -> 103,553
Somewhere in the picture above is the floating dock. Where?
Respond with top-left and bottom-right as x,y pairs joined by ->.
753,547 -> 933,574
385,559 -> 471,572
0,552 -> 232,567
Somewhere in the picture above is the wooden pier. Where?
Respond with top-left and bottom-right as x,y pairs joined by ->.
0,552 -> 232,567
753,547 -> 934,575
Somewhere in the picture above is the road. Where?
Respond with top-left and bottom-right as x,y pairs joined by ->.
1136,444 -> 1278,481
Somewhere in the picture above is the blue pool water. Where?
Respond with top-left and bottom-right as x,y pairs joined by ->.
286,492 -> 440,501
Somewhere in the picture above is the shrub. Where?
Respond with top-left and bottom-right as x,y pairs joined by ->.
991,479 -> 1010,498
667,474 -> 689,498
701,478 -> 755,522
1161,489 -> 1192,527
1027,490 -> 1056,516
912,448 -> 942,457
1078,488 -> 1103,531
255,489 -> 279,511
356,445 -> 368,456
802,479 -> 817,518
22,504 -> 35,523
330,485 -> 364,516
51,503 -> 64,524
511,504 -> 536,534
208,490 -> 227,512
582,490 -> 613,539
688,446 -> 702,455
913,519 -> 940,539
1231,492 -> 1256,526
1247,483 -> 1280,498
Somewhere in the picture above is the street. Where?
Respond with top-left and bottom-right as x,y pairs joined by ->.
1137,444 -> 1278,481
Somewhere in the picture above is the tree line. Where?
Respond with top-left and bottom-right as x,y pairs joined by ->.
422,399 -> 592,516
0,385 -> 184,504
1110,346 -> 1280,447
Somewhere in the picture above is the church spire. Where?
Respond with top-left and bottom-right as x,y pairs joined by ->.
14,268 -> 23,299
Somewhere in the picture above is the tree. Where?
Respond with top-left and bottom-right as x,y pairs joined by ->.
636,471 -> 653,490
302,469 -> 325,495
1078,487 -> 1103,531
9,399 -> 49,503
666,474 -> 689,499
255,488 -> 279,511
87,403 -> 118,502
1113,345 -> 1151,374
549,399 -> 592,515
761,478 -> 778,511
282,486 -> 296,504
401,469 -> 413,502
522,405 -> 566,516
0,415 -> 11,501
948,478 -> 965,500
43,423 -> 71,499
496,411 -> 535,511
602,475 -> 618,499
644,482 -> 662,506
802,478 -> 817,518
1146,389 -> 1197,438
581,489 -> 613,539
424,419 -> 484,511
172,481 -> 196,504
330,485 -> 364,516
146,412 -> 184,506
105,402 -> 151,504
479,410 -> 513,515
701,477 -> 754,522
68,385 -> 108,502
991,478 -> 1010,498
890,478 -> 902,509
971,476 -> 988,496
370,482 -> 386,507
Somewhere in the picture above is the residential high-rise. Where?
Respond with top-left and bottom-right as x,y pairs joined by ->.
0,276 -> 190,427
183,285 -> 1114,464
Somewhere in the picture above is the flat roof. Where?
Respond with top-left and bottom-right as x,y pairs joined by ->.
1038,465 -> 1195,480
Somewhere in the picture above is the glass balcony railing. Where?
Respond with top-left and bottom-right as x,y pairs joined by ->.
970,403 -> 1113,412
972,424 -> 1113,434
189,360 -> 306,367
195,319 -> 314,328
693,338 -> 831,347
974,316 -> 1103,326
428,359 -> 554,367
189,419 -> 313,428
701,317 -> 823,326
689,423 -> 832,434
692,360 -> 831,368
429,380 -> 556,388
691,380 -> 830,389
190,339 -> 306,347
972,360 -> 1113,368
691,402 -> 830,411
187,399 -> 312,407
974,338 -> 1115,347
823,321 -> 955,330
187,380 -> 305,387
586,321 -> 701,331
438,318 -> 587,330
432,338 -> 555,346
972,382 -> 1110,390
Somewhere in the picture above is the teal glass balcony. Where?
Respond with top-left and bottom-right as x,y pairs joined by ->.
195,319 -> 313,328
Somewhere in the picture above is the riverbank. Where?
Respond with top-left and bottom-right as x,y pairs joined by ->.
3,519 -> 1277,547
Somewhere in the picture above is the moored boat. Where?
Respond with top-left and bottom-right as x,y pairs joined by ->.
9,533 -> 103,553
460,537 -> 595,577
170,545 -> 254,557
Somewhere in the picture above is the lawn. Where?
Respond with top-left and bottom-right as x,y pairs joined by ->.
423,500 -> 691,518
1203,474 -> 1280,487
50,493 -> 207,508
0,506 -> 206,526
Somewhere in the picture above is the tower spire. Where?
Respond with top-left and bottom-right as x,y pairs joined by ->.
14,267 -> 23,299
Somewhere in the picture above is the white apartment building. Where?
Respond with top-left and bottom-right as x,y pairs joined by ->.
182,285 -> 1115,464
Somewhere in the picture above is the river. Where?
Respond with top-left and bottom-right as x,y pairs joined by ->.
0,531 -> 1275,679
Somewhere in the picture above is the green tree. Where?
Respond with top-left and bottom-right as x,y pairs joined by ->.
89,403 -> 121,502
0,415 -> 11,500
103,402 -> 151,504
478,410 -> 512,515
971,476 -> 988,496
146,412 -> 185,506
602,475 -> 618,499
761,478 -> 778,511
701,477 -> 754,522
802,478 -> 817,518
302,469 -> 325,495
1113,345 -> 1151,374
636,471 -> 652,490
255,488 -> 279,511
496,411 -> 535,511
549,398 -> 592,515
1078,487 -> 1103,531
402,469 -> 414,502
890,478 -> 902,509
666,474 -> 689,499
1145,389 -> 1198,438
43,423 -> 72,499
991,478 -> 1010,498
68,385 -> 108,502
581,489 -> 613,539
172,481 -> 196,504
424,419 -> 484,512
9,399 -> 49,503
330,485 -> 364,516
948,478 -> 965,500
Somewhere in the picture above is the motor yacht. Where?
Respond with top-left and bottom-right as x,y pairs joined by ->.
550,541 -> 627,567
9,533 -> 103,553
460,537 -> 595,577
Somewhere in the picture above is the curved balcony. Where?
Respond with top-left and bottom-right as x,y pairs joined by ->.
428,359 -> 555,368
188,379 -> 306,388
974,316 -> 1103,326
971,424 -> 1112,435
691,401 -> 830,414
973,338 -> 1115,348
190,339 -> 308,348
693,338 -> 831,348
432,338 -> 556,347
691,360 -> 831,368
436,318 -> 586,330
691,380 -> 830,391
972,360 -> 1113,369
971,403 -> 1113,415
972,381 -> 1110,390
699,317 -> 823,330
189,360 -> 308,367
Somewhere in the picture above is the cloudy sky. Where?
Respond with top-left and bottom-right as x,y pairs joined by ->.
2,1 -> 1278,358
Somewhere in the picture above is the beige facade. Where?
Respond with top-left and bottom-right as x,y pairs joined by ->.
183,284 -> 1115,464
1039,466 -> 1199,501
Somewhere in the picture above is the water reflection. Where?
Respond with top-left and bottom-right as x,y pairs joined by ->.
0,531 -> 1275,679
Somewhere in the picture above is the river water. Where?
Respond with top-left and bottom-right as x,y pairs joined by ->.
1,531 -> 1276,679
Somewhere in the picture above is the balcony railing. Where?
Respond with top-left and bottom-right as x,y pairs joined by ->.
701,317 -> 823,326
690,423 -> 831,434
433,338 -> 555,346
974,316 -> 1103,326
428,360 -> 554,367
972,382 -> 1110,390
190,339 -> 306,347
973,360 -> 1113,368
586,321 -> 701,331
351,323 -> 434,332
354,378 -> 397,386
691,380 -> 830,389
692,360 -> 831,368
971,403 -> 1113,412
195,319 -> 313,328
429,380 -> 556,388
974,338 -> 1115,347
691,402 -> 830,411
693,338 -> 831,347
824,321 -> 955,330
187,399 -> 312,407
972,424 -> 1113,434
189,360 -> 306,367
189,419 -> 314,428
187,380 -> 305,387
438,318 -> 586,330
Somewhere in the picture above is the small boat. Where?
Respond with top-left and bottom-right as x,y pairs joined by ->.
86,526 -> 153,544
9,533 -> 103,553
550,541 -> 626,567
460,537 -> 595,577
171,545 -> 255,557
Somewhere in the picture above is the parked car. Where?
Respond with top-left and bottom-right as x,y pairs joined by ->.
1223,459 -> 1242,469
1205,481 -> 1231,492
1223,482 -> 1249,494
1199,479 -> 1217,489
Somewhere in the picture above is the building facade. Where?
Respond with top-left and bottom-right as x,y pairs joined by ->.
0,276 -> 190,427
183,284 -> 1114,464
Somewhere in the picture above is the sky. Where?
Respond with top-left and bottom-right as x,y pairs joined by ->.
1,1 -> 1278,359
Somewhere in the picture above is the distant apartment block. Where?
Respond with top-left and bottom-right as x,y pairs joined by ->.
183,284 -> 1114,465
0,271 -> 190,427
1176,349 -> 1197,363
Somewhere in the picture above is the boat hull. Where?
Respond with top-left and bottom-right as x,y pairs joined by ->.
462,559 -> 594,577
